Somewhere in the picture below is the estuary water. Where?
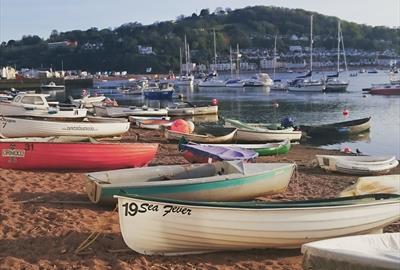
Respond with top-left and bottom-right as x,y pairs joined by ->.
67,71 -> 400,159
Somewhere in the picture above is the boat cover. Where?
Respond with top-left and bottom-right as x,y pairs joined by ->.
302,233 -> 400,270
181,144 -> 258,162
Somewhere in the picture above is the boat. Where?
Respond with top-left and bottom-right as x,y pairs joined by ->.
302,233 -> 400,270
143,82 -> 174,100
70,94 -> 106,108
300,117 -> 371,137
369,84 -> 400,95
0,137 -> 158,170
137,119 -> 173,130
270,80 -> 288,91
242,73 -> 273,87
174,35 -> 194,87
288,16 -> 325,92
40,82 -> 65,91
0,93 -> 87,119
368,69 -> 378,74
325,20 -> 349,92
340,174 -> 400,196
94,105 -> 168,118
86,161 -> 295,205
225,119 -> 302,142
316,155 -> 399,175
167,102 -> 218,116
114,193 -> 400,255
0,116 -> 130,138
198,77 -> 226,87
225,79 -> 244,88
129,116 -> 171,123
179,143 -> 258,163
204,140 -> 291,156
165,126 -> 237,143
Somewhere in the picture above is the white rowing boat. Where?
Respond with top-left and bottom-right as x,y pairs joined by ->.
302,233 -> 400,270
94,105 -> 168,118
339,174 -> 400,196
316,155 -> 399,175
115,193 -> 400,255
0,116 -> 130,138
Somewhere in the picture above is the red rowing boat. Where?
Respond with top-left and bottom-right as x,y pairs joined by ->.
369,85 -> 400,95
0,141 -> 158,170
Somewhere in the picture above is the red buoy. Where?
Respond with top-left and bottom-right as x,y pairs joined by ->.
211,98 -> 218,106
170,119 -> 190,133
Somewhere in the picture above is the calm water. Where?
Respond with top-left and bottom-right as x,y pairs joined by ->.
63,71 -> 399,159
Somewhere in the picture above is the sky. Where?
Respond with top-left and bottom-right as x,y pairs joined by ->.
0,0 -> 399,42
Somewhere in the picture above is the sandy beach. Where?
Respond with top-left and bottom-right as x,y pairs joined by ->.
0,127 -> 399,270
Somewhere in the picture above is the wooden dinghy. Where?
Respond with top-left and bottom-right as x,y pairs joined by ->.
114,193 -> 400,255
94,105 -> 168,118
0,137 -> 158,170
137,119 -> 173,130
339,175 -> 400,196
316,155 -> 399,175
167,104 -> 218,116
165,126 -> 237,143
86,161 -> 295,205
179,143 -> 258,163
0,116 -> 130,138
300,117 -> 371,137
203,139 -> 291,156
225,119 -> 302,142
302,233 -> 400,270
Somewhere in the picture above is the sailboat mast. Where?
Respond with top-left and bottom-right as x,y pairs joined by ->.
337,20 -> 340,73
213,29 -> 217,68
179,47 -> 182,75
184,35 -> 188,76
230,46 -> 233,77
236,43 -> 240,78
340,23 -> 348,72
273,34 -> 277,80
310,15 -> 313,79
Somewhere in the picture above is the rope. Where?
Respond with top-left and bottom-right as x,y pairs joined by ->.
74,205 -> 118,254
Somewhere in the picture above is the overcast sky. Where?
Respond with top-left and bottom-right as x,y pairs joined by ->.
0,0 -> 399,42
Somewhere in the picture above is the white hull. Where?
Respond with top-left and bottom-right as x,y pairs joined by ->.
94,105 -> 168,117
116,195 -> 400,255
71,96 -> 106,108
302,233 -> 400,270
235,129 -> 302,142
0,103 -> 87,119
316,155 -> 399,175
198,80 -> 226,87
0,117 -> 130,138
288,84 -> 325,92
167,106 -> 218,116
226,83 -> 244,88
340,175 -> 400,197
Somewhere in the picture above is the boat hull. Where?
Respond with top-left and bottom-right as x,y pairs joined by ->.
0,142 -> 158,170
202,140 -> 291,156
167,105 -> 218,116
165,127 -> 237,143
0,117 -> 130,138
235,129 -> 302,142
300,117 -> 371,137
94,105 -> 168,117
288,84 -> 325,92
86,162 -> 295,205
115,194 -> 400,255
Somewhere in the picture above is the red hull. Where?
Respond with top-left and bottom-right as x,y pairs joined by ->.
0,142 -> 158,170
370,88 -> 400,95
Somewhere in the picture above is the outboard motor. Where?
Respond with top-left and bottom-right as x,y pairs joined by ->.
281,117 -> 295,128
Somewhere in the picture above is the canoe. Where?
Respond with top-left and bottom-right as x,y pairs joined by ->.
300,117 -> 371,137
167,105 -> 218,116
316,155 -> 399,175
94,105 -> 168,118
203,140 -> 291,156
225,119 -> 302,142
137,119 -> 173,130
114,193 -> 400,255
0,116 -> 130,138
302,233 -> 400,270
165,126 -> 237,143
86,161 -> 295,205
0,138 -> 158,170
179,143 -> 258,163
339,174 -> 400,196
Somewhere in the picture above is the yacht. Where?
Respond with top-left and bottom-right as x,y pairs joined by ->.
243,73 -> 273,87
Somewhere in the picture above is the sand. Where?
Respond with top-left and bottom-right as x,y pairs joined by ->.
0,127 -> 399,270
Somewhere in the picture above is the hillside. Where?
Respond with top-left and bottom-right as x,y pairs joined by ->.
0,6 -> 399,73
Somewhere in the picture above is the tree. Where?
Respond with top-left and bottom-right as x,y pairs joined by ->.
199,9 -> 209,17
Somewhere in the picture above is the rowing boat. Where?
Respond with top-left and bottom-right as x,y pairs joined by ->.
316,155 -> 399,175
202,140 -> 291,156
302,233 -> 400,270
165,126 -> 237,143
86,161 -> 295,205
0,137 -> 158,170
114,193 -> 400,255
300,117 -> 371,137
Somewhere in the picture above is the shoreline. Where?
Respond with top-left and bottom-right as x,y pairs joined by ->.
0,127 -> 399,269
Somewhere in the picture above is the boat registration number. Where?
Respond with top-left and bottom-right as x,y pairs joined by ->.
122,202 -> 192,217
